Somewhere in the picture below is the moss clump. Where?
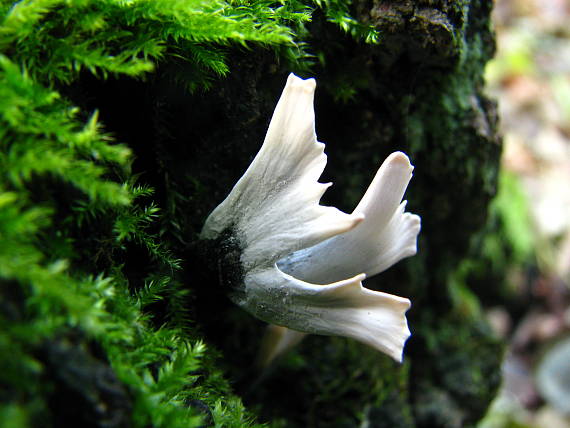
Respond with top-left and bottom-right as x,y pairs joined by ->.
411,313 -> 503,427
243,336 -> 412,427
0,51 -> 258,426
0,1 -> 318,426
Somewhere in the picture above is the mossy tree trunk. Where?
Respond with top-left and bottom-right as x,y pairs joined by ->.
1,0 -> 502,427
84,1 -> 502,427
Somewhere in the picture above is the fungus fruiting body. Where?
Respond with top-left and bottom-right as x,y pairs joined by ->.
200,73 -> 421,363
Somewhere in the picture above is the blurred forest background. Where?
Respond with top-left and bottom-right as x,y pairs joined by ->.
480,0 -> 570,427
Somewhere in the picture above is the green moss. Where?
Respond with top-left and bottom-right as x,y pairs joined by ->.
0,1 -> 316,425
243,336 -> 412,427
413,312 -> 503,427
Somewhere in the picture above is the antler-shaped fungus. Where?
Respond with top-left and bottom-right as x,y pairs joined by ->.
200,74 -> 420,363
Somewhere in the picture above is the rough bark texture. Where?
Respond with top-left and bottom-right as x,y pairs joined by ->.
74,0 -> 502,426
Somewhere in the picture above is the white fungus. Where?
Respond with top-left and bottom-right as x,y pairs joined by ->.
201,73 -> 421,364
